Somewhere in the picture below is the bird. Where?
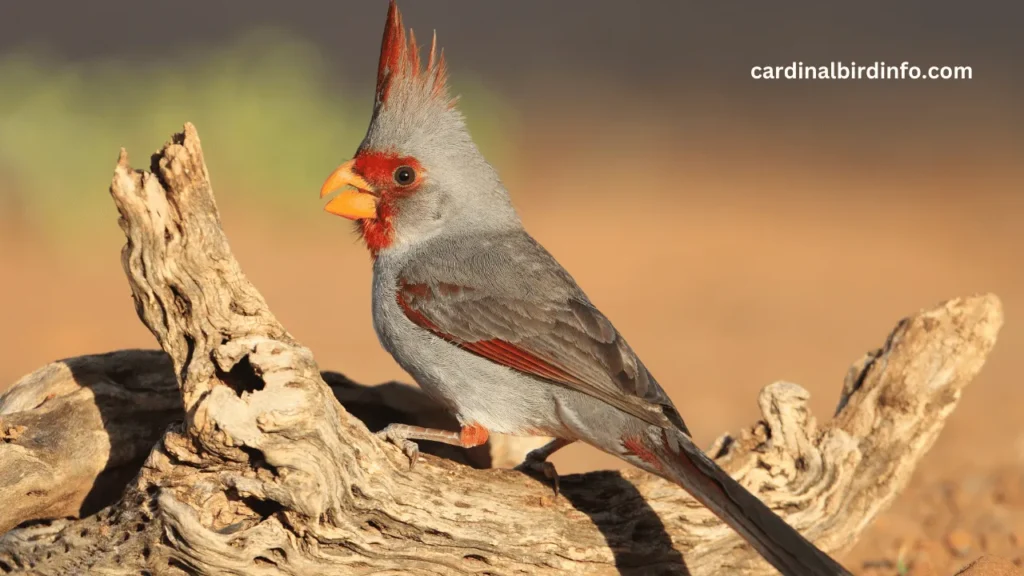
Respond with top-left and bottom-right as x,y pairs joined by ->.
318,2 -> 852,575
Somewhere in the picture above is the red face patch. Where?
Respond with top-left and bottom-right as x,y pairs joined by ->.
352,151 -> 424,190
350,150 -> 425,257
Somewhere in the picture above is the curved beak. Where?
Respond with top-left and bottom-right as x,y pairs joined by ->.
320,160 -> 378,220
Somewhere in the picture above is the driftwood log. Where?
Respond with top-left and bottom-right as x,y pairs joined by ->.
0,124 -> 1004,575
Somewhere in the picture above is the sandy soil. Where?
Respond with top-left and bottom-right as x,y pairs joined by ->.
1,133 -> 1022,573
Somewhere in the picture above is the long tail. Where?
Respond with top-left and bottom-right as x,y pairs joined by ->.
640,427 -> 852,576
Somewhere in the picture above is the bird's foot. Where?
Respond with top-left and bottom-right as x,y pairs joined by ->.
375,425 -> 421,469
515,451 -> 561,496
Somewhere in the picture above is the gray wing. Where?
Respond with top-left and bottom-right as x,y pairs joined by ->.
397,231 -> 689,433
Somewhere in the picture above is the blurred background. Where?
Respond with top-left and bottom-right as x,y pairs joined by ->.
0,1 -> 1022,566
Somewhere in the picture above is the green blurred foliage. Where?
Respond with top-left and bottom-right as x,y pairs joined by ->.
0,28 -> 513,237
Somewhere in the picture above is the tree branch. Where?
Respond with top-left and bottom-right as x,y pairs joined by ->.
0,351 -> 503,537
0,124 -> 1004,575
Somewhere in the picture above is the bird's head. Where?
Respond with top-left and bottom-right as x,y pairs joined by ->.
320,0 -> 517,257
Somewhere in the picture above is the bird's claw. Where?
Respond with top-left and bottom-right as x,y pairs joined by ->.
375,427 -> 420,469
515,455 -> 561,496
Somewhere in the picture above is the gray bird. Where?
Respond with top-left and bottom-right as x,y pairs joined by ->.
319,3 -> 852,574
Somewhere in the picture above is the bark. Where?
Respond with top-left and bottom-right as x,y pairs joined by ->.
0,124 -> 1004,575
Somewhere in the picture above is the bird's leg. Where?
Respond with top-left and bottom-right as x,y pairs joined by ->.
375,423 -> 489,469
514,438 -> 573,496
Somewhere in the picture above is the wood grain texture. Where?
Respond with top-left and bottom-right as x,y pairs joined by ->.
0,124 -> 1003,575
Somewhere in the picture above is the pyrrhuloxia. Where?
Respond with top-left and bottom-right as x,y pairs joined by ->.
319,3 -> 852,575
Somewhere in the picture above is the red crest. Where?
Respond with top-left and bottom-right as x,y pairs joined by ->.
376,0 -> 451,106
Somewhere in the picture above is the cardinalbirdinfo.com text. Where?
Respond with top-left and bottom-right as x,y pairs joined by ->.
751,61 -> 973,80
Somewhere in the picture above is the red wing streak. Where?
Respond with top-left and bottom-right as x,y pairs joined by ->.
622,435 -> 665,473
462,339 -> 582,384
396,281 -> 590,388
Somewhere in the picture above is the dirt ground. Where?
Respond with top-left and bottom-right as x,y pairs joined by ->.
1,125 -> 1022,574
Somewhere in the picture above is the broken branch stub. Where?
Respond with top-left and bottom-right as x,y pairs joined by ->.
0,124 -> 1004,575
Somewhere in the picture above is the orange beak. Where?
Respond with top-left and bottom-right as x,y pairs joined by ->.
319,160 -> 378,220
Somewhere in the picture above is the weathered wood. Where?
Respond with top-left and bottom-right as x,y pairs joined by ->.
0,351 -> 503,537
0,350 -> 179,536
0,124 -> 1004,575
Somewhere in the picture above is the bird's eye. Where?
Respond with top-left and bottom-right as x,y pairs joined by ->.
393,166 -> 416,186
